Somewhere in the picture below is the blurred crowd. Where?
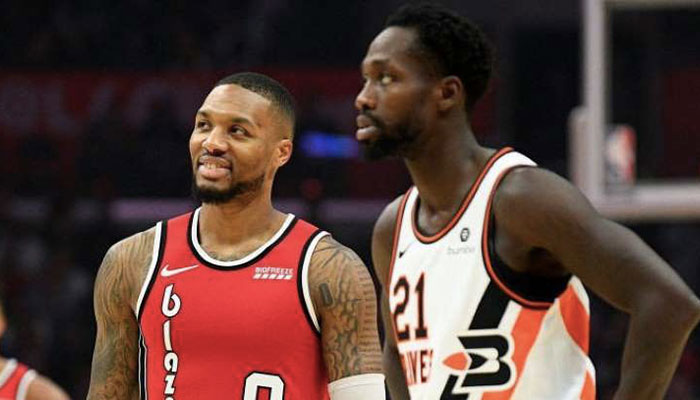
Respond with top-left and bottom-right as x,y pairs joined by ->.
0,0 -> 388,69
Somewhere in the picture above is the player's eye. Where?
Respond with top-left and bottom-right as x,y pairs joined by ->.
379,73 -> 394,86
230,126 -> 247,136
196,120 -> 211,130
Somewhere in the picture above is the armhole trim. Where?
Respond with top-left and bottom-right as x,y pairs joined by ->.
386,187 -> 413,285
138,332 -> 148,400
0,359 -> 17,387
297,230 -> 330,335
15,369 -> 36,400
481,166 -> 562,309
135,221 -> 167,320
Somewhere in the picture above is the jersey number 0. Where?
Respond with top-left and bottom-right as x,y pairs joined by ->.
243,372 -> 285,399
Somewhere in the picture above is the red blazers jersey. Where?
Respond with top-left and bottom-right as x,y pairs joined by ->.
136,209 -> 330,400
0,359 -> 37,400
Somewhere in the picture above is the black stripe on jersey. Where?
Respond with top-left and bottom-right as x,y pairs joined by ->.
469,281 -> 511,330
296,229 -> 324,337
187,212 -> 299,270
138,332 -> 147,400
440,375 -> 469,400
138,220 -> 168,322
487,213 -> 570,306
439,282 -> 510,399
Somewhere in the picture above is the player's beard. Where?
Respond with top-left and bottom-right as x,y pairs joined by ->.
191,173 -> 265,204
361,116 -> 421,161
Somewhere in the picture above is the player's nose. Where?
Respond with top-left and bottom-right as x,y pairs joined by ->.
355,82 -> 376,111
202,127 -> 229,153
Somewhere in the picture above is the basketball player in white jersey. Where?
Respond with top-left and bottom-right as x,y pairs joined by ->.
0,299 -> 70,400
355,3 -> 700,399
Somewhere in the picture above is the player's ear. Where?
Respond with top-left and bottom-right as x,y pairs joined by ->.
0,304 -> 6,338
275,138 -> 293,168
436,75 -> 463,113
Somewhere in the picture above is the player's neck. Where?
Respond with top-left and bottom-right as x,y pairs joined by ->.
405,125 -> 488,213
198,192 -> 286,248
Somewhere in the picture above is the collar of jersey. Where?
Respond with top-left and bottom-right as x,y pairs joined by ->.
188,207 -> 297,269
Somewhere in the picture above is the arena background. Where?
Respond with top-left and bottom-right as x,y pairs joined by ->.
0,0 -> 698,398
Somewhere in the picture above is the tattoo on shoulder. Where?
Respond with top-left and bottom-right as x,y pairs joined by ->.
320,283 -> 334,307
310,237 -> 382,380
313,237 -> 364,268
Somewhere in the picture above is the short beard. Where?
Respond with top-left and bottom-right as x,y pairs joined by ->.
361,136 -> 407,160
361,122 -> 419,161
191,173 -> 265,204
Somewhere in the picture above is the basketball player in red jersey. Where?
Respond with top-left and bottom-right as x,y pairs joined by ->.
87,72 -> 386,399
0,300 -> 70,400
356,3 -> 700,400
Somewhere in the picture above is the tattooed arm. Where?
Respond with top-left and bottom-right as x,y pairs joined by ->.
309,236 -> 383,384
87,229 -> 154,400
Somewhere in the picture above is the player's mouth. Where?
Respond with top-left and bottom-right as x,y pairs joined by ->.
356,114 -> 381,141
197,155 -> 232,180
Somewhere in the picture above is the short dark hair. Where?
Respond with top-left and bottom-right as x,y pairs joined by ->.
216,72 -> 296,136
386,3 -> 494,112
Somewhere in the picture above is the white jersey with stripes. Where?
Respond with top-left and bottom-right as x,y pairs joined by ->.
387,148 -> 596,400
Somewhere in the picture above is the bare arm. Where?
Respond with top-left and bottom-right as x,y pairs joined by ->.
87,230 -> 154,400
26,374 -> 71,400
371,197 -> 411,400
309,235 -> 383,384
494,168 -> 700,400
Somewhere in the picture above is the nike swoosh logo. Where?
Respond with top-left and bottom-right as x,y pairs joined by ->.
398,242 -> 415,258
161,264 -> 199,277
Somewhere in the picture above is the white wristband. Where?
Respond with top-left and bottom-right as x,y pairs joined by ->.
328,373 -> 386,400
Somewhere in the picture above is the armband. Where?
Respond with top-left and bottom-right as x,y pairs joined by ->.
329,373 -> 386,400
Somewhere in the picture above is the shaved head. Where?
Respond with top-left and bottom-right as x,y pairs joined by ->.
216,72 -> 296,139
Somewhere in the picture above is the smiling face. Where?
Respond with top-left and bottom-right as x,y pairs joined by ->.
189,84 -> 292,204
355,27 -> 439,160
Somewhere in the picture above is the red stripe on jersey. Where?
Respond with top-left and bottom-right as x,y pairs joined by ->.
387,187 -> 412,285
482,308 -> 547,400
0,360 -> 31,399
580,371 -> 596,400
559,285 -> 590,354
138,211 -> 329,400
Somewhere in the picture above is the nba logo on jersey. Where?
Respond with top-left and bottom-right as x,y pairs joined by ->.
460,228 -> 470,242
